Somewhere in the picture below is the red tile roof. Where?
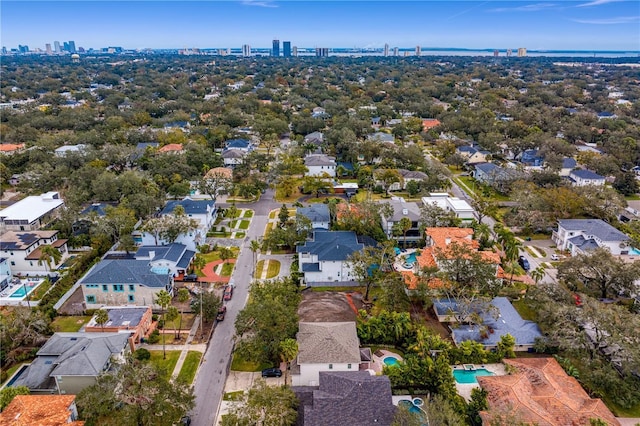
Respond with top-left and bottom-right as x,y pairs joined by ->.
0,395 -> 85,426
422,119 -> 441,131
478,358 -> 620,426
158,143 -> 184,153
0,143 -> 25,152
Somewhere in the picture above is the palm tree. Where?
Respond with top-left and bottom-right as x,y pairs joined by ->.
175,288 -> 190,339
250,239 -> 261,278
279,338 -> 298,385
38,245 -> 62,273
95,309 -> 109,332
398,217 -> 412,249
503,236 -> 522,285
530,265 -> 545,285
155,290 -> 172,360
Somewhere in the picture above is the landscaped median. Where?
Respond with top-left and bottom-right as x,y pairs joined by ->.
177,351 -> 202,384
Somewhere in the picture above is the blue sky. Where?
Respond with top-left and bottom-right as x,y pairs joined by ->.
2,1 -> 639,51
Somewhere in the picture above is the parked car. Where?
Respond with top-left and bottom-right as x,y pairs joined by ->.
550,254 -> 561,261
223,284 -> 234,301
180,416 -> 191,426
216,305 -> 227,322
518,255 -> 530,271
261,367 -> 282,378
183,274 -> 198,282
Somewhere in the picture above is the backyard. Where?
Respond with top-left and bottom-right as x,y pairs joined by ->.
50,315 -> 92,332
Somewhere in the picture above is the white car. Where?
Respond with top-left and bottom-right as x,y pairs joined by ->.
550,254 -> 561,261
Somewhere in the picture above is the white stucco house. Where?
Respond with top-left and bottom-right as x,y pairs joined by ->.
552,219 -> 632,256
304,154 -> 336,177
291,322 -> 362,386
296,231 -> 364,285
297,204 -> 331,229
569,169 -> 605,186
0,230 -> 68,276
0,191 -> 64,232
421,193 -> 476,222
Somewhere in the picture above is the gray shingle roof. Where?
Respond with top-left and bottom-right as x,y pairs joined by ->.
562,157 -> 577,169
570,169 -> 605,180
296,231 -> 364,261
225,138 -> 251,149
161,198 -> 215,215
12,333 -> 130,391
297,371 -> 396,426
80,259 -> 172,288
221,149 -> 246,159
297,322 -> 361,364
136,243 -> 187,263
435,297 -> 542,348
558,219 -> 629,243
398,169 -> 428,180
383,200 -> 421,222
367,132 -> 395,143
297,204 -> 330,224
305,154 -> 336,167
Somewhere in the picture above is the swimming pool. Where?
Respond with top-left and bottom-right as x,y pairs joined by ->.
384,356 -> 400,367
398,400 -> 421,414
9,282 -> 38,298
405,253 -> 417,265
630,247 -> 640,256
452,368 -> 494,384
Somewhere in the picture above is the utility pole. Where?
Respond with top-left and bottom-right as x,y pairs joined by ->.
200,280 -> 203,340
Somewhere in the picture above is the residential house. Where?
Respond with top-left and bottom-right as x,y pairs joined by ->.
398,169 -> 429,190
519,149 -> 544,167
73,202 -> 116,236
472,163 -> 517,190
133,243 -> 195,276
130,142 -> 159,162
79,258 -> 174,308
221,148 -> 246,167
291,322 -> 362,386
224,139 -> 253,152
134,197 -> 216,250
379,199 -> 422,244
0,143 -> 26,155
0,230 -> 68,275
559,157 -> 577,177
294,372 -> 396,426
54,144 -> 86,157
296,231 -> 364,285
434,297 -> 543,351
304,154 -> 337,177
0,191 -> 64,232
597,111 -> 617,120
569,169 -> 605,186
163,121 -> 190,131
158,143 -> 184,154
367,132 -> 395,144
84,306 -> 153,347
457,145 -> 490,164
371,116 -> 381,129
0,395 -> 84,425
623,200 -> 640,220
0,257 -> 11,292
478,358 -> 620,426
422,118 -> 441,131
552,219 -> 631,256
303,131 -> 324,149
10,332 -> 130,395
297,204 -> 331,229
421,193 -> 475,222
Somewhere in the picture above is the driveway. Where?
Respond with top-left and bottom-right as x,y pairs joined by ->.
189,189 -> 279,426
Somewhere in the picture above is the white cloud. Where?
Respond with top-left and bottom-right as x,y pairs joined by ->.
576,0 -> 623,7
573,15 -> 639,23
240,0 -> 278,8
489,3 -> 558,12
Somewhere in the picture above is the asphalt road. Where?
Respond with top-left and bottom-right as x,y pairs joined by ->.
190,189 -> 280,426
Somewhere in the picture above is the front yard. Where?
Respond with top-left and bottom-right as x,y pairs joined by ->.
51,315 -> 92,332
148,350 -> 181,377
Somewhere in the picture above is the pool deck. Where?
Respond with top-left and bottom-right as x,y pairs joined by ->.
0,278 -> 45,306
452,363 -> 506,401
371,349 -> 403,374
393,248 -> 419,272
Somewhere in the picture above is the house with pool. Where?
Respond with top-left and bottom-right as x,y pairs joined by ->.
0,230 -> 68,276
379,199 -> 422,245
433,297 -> 543,352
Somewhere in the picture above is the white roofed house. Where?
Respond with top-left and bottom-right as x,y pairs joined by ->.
421,193 -> 476,222
0,191 -> 64,232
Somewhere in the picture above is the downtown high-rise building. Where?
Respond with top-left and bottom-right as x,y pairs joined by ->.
493,50 -> 499,57
315,47 -> 329,57
415,45 -> 421,56
242,44 -> 251,57
393,47 -> 399,56
506,49 -> 513,57
283,41 -> 291,57
292,46 -> 298,57
272,39 -> 280,57
54,41 -> 61,53
45,43 -> 52,54
383,43 -> 389,57
517,47 -> 527,57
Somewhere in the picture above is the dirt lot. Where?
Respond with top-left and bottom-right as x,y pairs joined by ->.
298,290 -> 364,322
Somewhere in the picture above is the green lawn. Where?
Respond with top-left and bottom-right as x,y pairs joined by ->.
625,194 -> 640,201
268,210 -> 277,219
243,210 -> 254,218
256,260 -> 265,278
234,231 -> 246,238
177,351 -> 202,384
230,353 -> 272,372
29,280 -> 52,301
266,260 -> 281,279
223,391 -> 245,401
238,220 -> 250,230
220,262 -> 234,276
163,313 -> 195,331
51,315 -> 92,332
264,223 -> 274,235
511,299 -> 538,322
1,361 -> 31,386
148,350 -> 181,377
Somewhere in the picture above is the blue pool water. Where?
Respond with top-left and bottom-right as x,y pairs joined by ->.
630,247 -> 640,256
9,282 -> 38,298
452,368 -> 494,384
405,253 -> 417,265
384,356 -> 400,367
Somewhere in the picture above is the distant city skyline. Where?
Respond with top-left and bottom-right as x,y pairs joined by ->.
2,1 -> 639,51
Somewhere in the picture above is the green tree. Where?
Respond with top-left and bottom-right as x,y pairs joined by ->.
165,306 -> 179,334
38,244 -> 62,273
176,288 -> 190,340
190,290 -> 222,323
221,380 -> 298,426
219,246 -> 234,265
530,265 -> 545,285
76,357 -> 194,426
278,204 -> 290,226
0,386 -> 29,411
250,239 -> 261,277
347,243 -> 395,301
279,338 -> 298,384
397,217 -> 413,248
155,290 -> 172,360
467,387 -> 488,426
94,309 -> 109,332
496,333 -> 516,359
